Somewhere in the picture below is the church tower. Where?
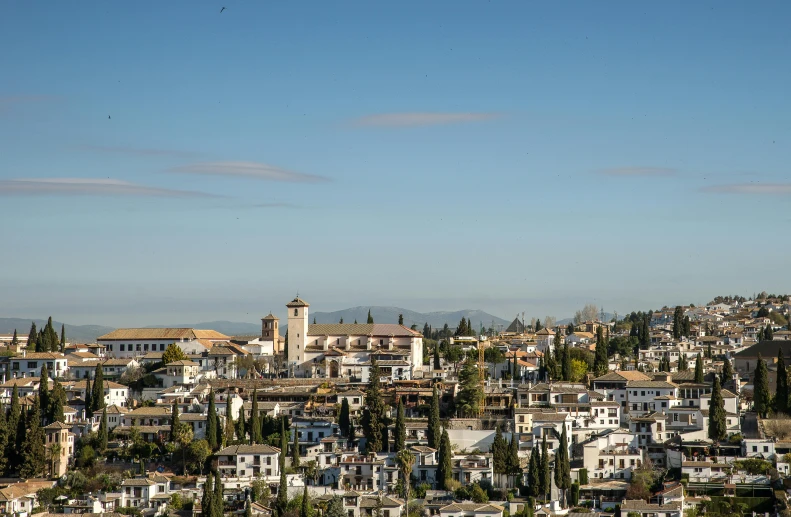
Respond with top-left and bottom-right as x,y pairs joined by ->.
286,297 -> 309,371
261,313 -> 280,353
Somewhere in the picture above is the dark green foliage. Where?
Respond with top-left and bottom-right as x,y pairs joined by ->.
721,357 -> 733,386
492,426 -> 507,479
300,485 -> 310,517
367,310 -> 374,324
250,389 -> 261,444
207,391 -> 219,450
237,404 -> 247,442
60,323 -> 66,352
527,448 -> 540,497
0,402 -> 8,475
394,400 -> 406,451
428,386 -> 441,449
678,353 -> 688,371
20,395 -> 46,478
49,378 -> 66,423
708,377 -> 726,442
84,376 -> 93,419
554,427 -> 571,507
436,429 -> 452,490
456,356 -> 483,417
98,407 -> 109,451
777,349 -> 789,414
682,316 -> 691,337
398,314 -> 404,325
171,400 -> 180,442
673,306 -> 683,339
27,322 -> 38,352
507,433 -> 520,484
339,398 -> 351,437
213,471 -> 224,517
593,326 -> 609,377
91,363 -> 105,412
39,365 -> 50,423
362,358 -> 385,452
539,435 -> 549,500
754,354 -> 770,417
292,424 -> 300,467
202,470 -> 214,517
433,345 -> 441,370
694,353 -> 704,383
276,429 -> 288,516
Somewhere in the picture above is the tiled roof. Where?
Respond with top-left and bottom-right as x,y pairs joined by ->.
97,328 -> 229,341
217,444 -> 281,455
621,500 -> 682,511
286,297 -> 309,308
440,503 -> 504,512
594,371 -> 651,382
625,381 -> 677,388
12,352 -> 65,360
0,481 -> 57,501
308,324 -> 421,337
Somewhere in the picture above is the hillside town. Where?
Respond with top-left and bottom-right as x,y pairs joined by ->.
1,294 -> 791,517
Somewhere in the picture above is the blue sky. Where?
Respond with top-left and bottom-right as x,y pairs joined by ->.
1,1 -> 789,326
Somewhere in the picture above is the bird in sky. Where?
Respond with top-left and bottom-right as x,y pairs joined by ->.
220,7 -> 226,13
108,115 -> 111,119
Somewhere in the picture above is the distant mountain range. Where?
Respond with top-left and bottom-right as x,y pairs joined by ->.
0,318 -> 115,344
0,307 -> 511,343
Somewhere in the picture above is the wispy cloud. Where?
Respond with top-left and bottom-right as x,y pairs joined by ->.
701,183 -> 791,196
597,167 -> 677,177
167,161 -> 329,183
0,95 -> 60,114
352,112 -> 501,127
79,145 -> 201,159
0,178 -> 218,198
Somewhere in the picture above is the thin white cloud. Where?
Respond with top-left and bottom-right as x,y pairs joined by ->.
0,95 -> 59,114
0,178 -> 218,198
597,167 -> 677,177
701,183 -> 791,196
79,145 -> 201,159
167,161 -> 329,183
352,112 -> 501,127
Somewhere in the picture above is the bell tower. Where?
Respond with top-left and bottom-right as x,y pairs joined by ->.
286,297 -> 309,371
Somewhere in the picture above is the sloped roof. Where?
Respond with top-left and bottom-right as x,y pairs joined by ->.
506,318 -> 526,333
97,328 -> 229,341
594,371 -> 651,382
307,324 -> 421,337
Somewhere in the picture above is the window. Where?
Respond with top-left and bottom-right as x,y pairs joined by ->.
294,309 -> 298,316
160,344 -> 166,351
28,361 -> 38,368
136,344 -> 141,351
752,446 -> 757,452
764,446 -> 769,452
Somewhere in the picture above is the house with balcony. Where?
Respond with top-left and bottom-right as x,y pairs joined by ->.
582,428 -> 643,480
119,475 -> 171,512
452,453 -> 493,485
215,444 -> 281,478
336,493 -> 405,517
340,453 -> 388,492
63,379 -> 129,408
154,360 -> 201,388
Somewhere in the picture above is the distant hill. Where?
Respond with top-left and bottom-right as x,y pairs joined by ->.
310,306 -> 510,331
0,318 -> 114,343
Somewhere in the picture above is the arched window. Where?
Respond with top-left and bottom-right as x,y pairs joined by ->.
294,309 -> 298,316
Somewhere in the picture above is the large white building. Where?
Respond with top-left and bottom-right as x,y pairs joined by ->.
285,297 -> 424,378
97,328 -> 230,359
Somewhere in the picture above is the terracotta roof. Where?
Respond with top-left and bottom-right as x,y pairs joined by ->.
286,297 -> 310,308
440,503 -> 504,512
97,328 -> 229,341
594,371 -> 651,382
0,480 -> 56,501
12,352 -> 65,360
216,444 -> 281,455
307,323 -> 421,337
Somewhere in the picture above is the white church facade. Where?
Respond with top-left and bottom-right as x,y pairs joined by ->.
285,297 -> 424,380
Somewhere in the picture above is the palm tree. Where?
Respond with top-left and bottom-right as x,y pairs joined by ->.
395,449 -> 415,508
174,423 -> 194,475
48,443 -> 63,478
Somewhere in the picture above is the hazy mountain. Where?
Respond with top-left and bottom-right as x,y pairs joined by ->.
0,318 -> 114,344
310,306 -> 510,331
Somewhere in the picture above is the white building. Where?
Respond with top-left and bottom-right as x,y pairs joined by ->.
216,444 -> 281,478
64,379 -> 129,408
9,352 -> 68,379
98,328 -> 230,359
285,298 -> 424,379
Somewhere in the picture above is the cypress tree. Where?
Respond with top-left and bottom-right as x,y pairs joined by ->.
276,421 -> 288,516
362,358 -> 385,453
527,448 -> 539,497
11,329 -> 18,348
207,390 -> 219,450
754,354 -> 770,418
84,376 -> 93,419
60,323 -> 66,352
694,353 -> 704,383
50,378 -> 66,423
398,314 -> 404,325
436,429 -> 452,490
433,345 -> 441,370
708,376 -> 726,442
213,471 -> 224,517
237,405 -> 246,442
492,426 -> 506,483
292,424 -> 300,467
561,342 -> 571,381
673,306 -> 683,339
767,325 -> 774,341
245,499 -> 252,517
171,400 -> 180,442
98,407 -> 109,451
594,326 -> 609,377
777,348 -> 789,415
721,357 -> 733,387
683,316 -> 691,337
280,418 -> 288,466
394,400 -> 406,452
27,322 -> 38,352
0,401 -> 7,476
300,485 -> 310,517
7,386 -> 21,469
426,385 -> 442,450
225,396 -> 235,446
202,471 -> 214,517
556,427 -> 571,507
39,365 -> 50,423
507,433 -> 520,487
339,398 -> 350,437
539,435 -> 549,500
92,363 -> 105,412
250,389 -> 261,444
367,310 -> 374,324
20,395 -> 46,478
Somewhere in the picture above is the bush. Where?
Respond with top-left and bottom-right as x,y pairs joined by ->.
733,458 -> 772,475
579,468 -> 589,485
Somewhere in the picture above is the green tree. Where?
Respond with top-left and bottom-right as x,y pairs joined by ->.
708,376 -> 726,442
694,353 -> 704,383
6,385 -> 21,469
436,429 -> 452,490
10,329 -> 19,348
754,354 -> 770,417
506,433 -> 520,487
175,423 -> 193,475
527,448 -> 539,497
237,404 -> 247,442
326,496 -> 345,517
91,363 -> 105,412
27,322 -> 38,353
367,310 -> 374,324
721,357 -> 733,387
60,323 -> 66,352
207,390 -> 219,450
678,353 -> 688,371
49,379 -> 66,423
456,356 -> 483,417
188,440 -> 211,475
593,326 -> 609,377
250,389 -> 262,444
300,485 -> 311,517
202,469 -> 214,517
276,433 -> 288,517
39,365 -> 50,423
492,426 -> 507,485
777,348 -> 789,415
394,400 -> 406,451
554,427 -> 571,507
170,400 -> 180,442
398,314 -> 404,325
0,401 -> 8,475
362,358 -> 385,453
292,424 -> 300,467
213,471 -> 224,517
98,407 -> 109,451
539,435 -> 549,501
673,306 -> 683,339
20,395 -> 46,478
339,398 -> 351,437
682,316 -> 691,337
163,343 -> 187,364
223,398 -> 234,446
427,386 -> 441,449
433,345 -> 441,370
84,376 -> 93,419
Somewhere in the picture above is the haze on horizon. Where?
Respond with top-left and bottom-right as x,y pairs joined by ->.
1,1 -> 789,327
